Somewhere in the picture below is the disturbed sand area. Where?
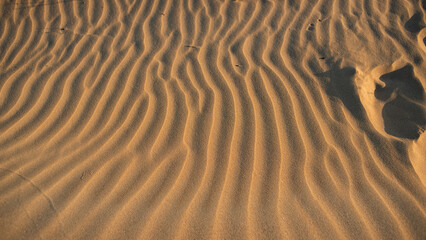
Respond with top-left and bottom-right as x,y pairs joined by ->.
0,0 -> 426,239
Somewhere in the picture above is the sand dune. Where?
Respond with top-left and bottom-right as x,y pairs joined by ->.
0,0 -> 425,239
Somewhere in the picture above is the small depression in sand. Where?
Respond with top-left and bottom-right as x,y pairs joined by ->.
375,65 -> 426,139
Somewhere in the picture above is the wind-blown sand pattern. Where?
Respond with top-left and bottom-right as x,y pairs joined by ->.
1,0 -> 426,239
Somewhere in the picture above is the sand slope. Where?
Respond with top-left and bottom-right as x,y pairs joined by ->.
0,0 -> 425,239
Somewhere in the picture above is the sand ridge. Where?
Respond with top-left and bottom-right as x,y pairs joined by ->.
0,0 -> 425,239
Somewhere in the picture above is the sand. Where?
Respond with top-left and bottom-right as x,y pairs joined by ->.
0,0 -> 425,239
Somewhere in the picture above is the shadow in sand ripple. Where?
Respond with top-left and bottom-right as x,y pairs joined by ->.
316,60 -> 365,120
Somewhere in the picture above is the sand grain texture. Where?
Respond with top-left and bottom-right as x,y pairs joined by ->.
1,0 -> 426,239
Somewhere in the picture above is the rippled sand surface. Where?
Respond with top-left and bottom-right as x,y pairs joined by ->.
1,0 -> 425,239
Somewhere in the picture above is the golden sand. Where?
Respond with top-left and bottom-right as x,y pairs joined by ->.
0,0 -> 425,239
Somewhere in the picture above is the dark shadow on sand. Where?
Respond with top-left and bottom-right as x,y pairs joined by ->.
316,60 -> 365,120
376,64 -> 426,139
404,12 -> 424,33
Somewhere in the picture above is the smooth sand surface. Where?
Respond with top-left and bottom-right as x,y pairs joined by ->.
1,0 -> 425,239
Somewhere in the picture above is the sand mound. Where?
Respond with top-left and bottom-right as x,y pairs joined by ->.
357,61 -> 426,140
409,132 -> 426,186
1,0 -> 425,239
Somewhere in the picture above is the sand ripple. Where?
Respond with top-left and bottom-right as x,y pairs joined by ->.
0,0 -> 425,239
